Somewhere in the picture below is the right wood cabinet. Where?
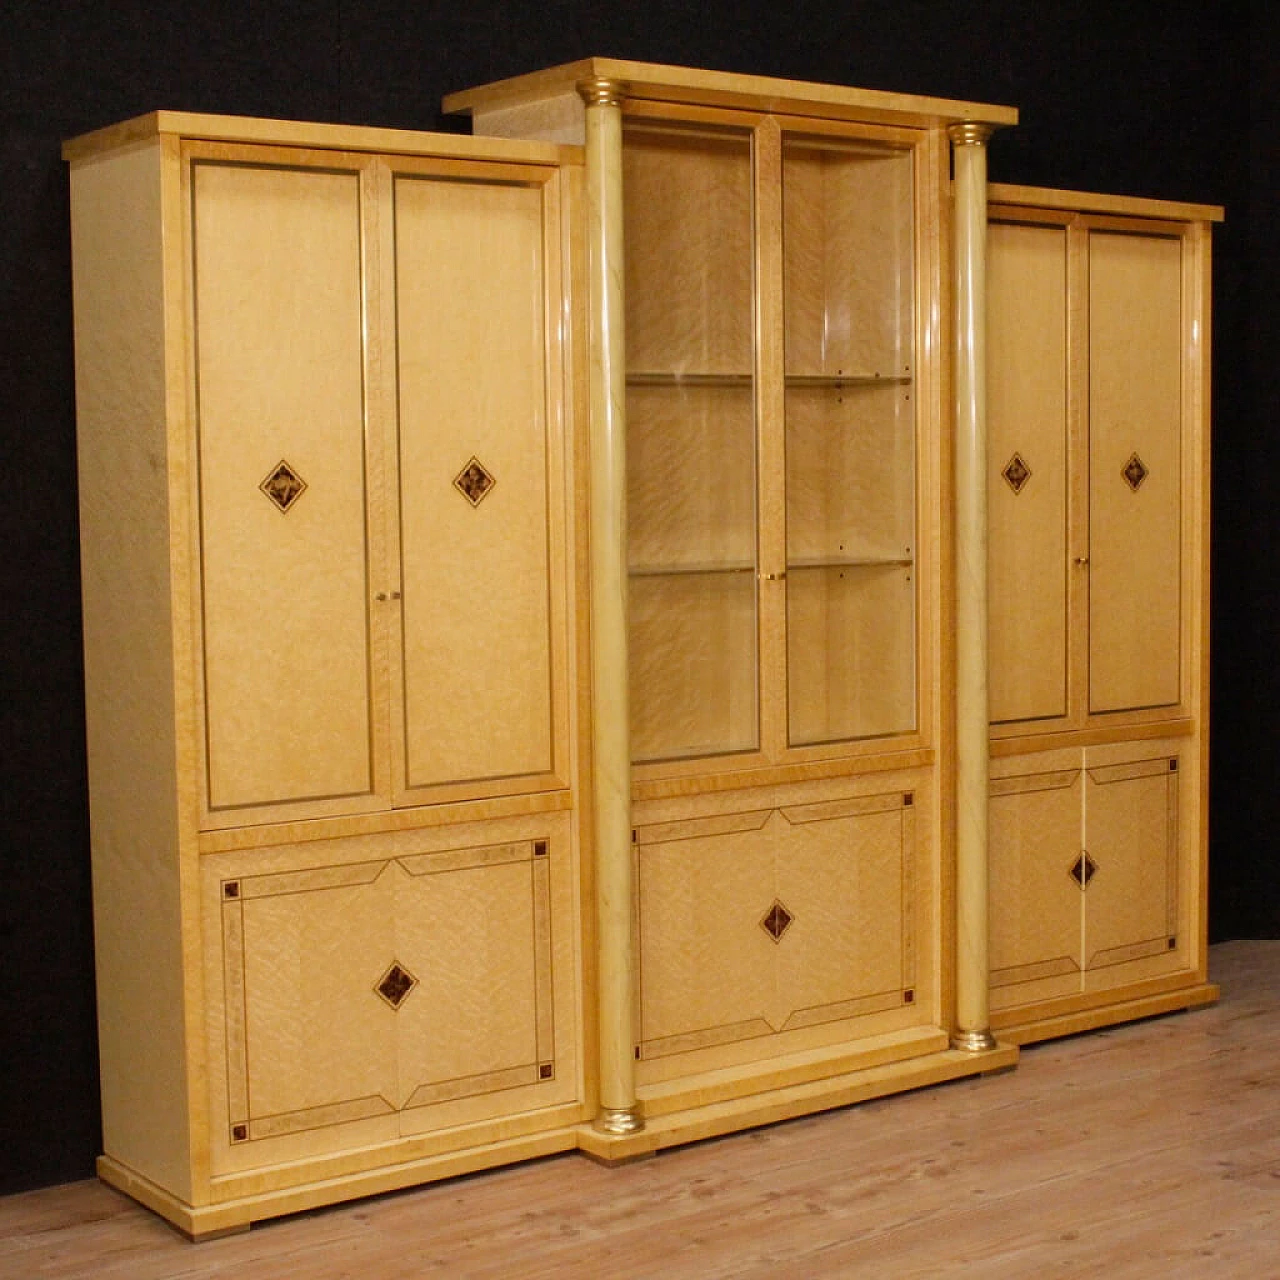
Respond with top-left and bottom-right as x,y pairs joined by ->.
986,186 -> 1221,1041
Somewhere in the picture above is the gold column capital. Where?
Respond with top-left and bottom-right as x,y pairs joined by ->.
947,121 -> 996,148
577,77 -> 629,109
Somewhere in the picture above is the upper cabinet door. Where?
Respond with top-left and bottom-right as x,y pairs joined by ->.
191,155 -> 384,820
190,144 -> 577,829
782,133 -> 917,747
391,161 -> 572,802
623,123 -> 760,764
622,113 -> 933,773
987,217 -> 1070,725
1086,228 -> 1183,715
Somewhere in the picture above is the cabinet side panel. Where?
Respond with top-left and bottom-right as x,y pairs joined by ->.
193,161 -> 374,811
987,221 -> 1069,723
394,175 -> 554,789
70,142 -> 194,1199
1087,232 -> 1182,712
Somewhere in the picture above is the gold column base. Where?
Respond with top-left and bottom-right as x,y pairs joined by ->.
951,1028 -> 1000,1053
594,1106 -> 644,1136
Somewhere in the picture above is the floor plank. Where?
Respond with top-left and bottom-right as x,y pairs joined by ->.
2,941 -> 1277,1278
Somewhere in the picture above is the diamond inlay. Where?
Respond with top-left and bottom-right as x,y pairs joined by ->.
1122,452 -> 1149,491
1070,853 -> 1099,889
760,900 -> 794,943
1002,452 -> 1033,495
375,962 -> 419,1010
260,460 -> 307,512
454,457 -> 496,506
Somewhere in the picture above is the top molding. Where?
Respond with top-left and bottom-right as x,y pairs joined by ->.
62,110 -> 581,166
444,58 -> 1019,131
989,182 -> 1224,224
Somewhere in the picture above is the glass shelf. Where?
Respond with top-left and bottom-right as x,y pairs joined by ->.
630,560 -> 756,578
785,373 -> 911,388
787,556 -> 913,570
627,371 -> 753,388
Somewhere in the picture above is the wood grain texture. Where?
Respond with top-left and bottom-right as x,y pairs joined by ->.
986,218 -> 1070,724
70,138 -> 198,1203
1087,229 -> 1183,713
393,169 -> 559,791
7,942 -> 1272,1277
193,159 -> 376,812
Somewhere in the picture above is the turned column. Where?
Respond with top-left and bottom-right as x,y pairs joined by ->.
578,76 -> 643,1134
949,122 -> 998,1054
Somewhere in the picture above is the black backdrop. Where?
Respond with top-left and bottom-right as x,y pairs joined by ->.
1,0 -> 1273,1196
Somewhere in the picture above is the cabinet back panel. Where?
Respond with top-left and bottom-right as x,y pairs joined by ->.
1087,232 -> 1182,713
987,221 -> 1070,724
193,162 -> 375,811
623,127 -> 754,376
394,176 -> 554,788
782,140 -> 914,379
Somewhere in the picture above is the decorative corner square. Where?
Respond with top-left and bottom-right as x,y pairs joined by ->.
1002,452 -> 1032,495
260,460 -> 307,512
453,457 -> 495,507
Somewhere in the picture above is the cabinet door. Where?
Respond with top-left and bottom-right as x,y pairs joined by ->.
987,217 -> 1070,724
203,819 -> 579,1177
392,164 -> 570,800
989,755 -> 1083,1015
191,155 -> 382,821
1083,749 -> 1183,986
623,123 -> 759,763
782,134 -> 917,745
1087,229 -> 1183,714
634,782 -> 921,1074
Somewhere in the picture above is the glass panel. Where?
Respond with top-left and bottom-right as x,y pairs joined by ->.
782,135 -> 916,745
623,124 -> 758,762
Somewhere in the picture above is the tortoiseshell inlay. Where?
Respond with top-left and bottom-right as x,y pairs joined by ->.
375,961 -> 419,1010
760,900 -> 794,943
1070,852 -> 1099,889
1002,452 -> 1032,495
1123,452 -> 1149,492
454,457 -> 496,506
260,460 -> 307,512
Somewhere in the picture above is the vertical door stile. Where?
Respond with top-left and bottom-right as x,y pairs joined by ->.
1067,216 -> 1091,732
754,116 -> 787,761
365,156 -> 398,808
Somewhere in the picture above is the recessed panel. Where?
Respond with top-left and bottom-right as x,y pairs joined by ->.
194,162 -> 373,810
987,220 -> 1069,723
394,174 -> 554,789
1088,231 -> 1183,713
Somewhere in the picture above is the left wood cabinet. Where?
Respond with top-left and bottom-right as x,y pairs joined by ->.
66,114 -> 588,1237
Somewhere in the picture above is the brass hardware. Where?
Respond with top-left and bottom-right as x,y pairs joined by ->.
375,591 -> 402,602
376,592 -> 387,601
947,122 -> 996,148
577,77 -> 629,108
1074,556 -> 1090,567
951,1028 -> 999,1053
761,571 -> 786,582
595,1106 -> 644,1135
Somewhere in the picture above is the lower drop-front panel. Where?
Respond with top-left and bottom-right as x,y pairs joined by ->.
632,770 -> 934,1087
201,812 -> 581,1185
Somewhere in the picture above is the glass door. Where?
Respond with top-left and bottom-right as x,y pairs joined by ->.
781,134 -> 917,745
623,123 -> 759,762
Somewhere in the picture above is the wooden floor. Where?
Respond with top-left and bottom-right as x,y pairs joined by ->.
3,941 -> 1278,1279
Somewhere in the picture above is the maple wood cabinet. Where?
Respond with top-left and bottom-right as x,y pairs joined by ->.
985,186 -> 1220,1041
67,113 -> 588,1237
67,65 -> 1221,1238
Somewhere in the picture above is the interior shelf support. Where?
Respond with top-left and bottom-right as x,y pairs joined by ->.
948,121 -> 1000,1053
579,75 -> 644,1135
